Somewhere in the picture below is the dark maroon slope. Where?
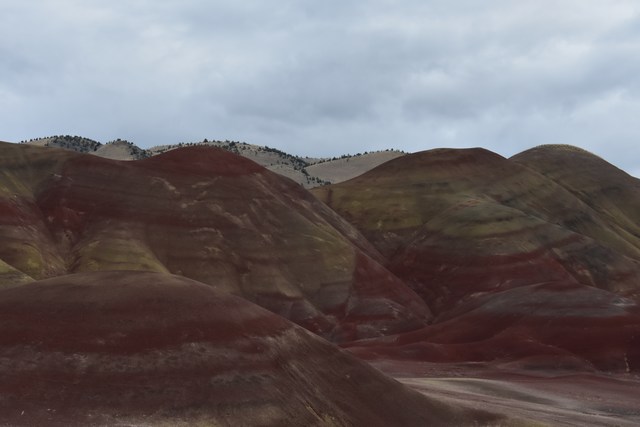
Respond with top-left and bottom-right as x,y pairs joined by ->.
0,271 -> 498,426
347,280 -> 640,372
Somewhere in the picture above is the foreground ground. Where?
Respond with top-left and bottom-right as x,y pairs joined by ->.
370,360 -> 640,426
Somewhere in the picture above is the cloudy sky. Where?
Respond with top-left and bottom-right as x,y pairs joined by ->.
2,1 -> 640,175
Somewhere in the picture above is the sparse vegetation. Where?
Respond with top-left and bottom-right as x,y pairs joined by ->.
22,135 -> 401,187
105,139 -> 152,158
309,149 -> 406,165
22,135 -> 102,153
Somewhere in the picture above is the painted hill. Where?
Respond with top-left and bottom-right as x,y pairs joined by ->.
0,141 -> 429,343
4,139 -> 640,424
0,270 -> 498,426
313,146 -> 640,371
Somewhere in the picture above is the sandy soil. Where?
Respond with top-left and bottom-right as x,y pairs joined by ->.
371,360 -> 640,426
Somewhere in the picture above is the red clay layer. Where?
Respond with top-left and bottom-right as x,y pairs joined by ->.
0,271 -> 498,426
345,280 -> 640,372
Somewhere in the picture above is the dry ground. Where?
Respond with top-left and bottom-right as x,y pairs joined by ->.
371,360 -> 640,426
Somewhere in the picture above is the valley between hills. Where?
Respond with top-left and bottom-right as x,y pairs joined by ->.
1,139 -> 639,426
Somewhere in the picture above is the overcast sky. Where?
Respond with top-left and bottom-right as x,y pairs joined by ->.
2,1 -> 640,175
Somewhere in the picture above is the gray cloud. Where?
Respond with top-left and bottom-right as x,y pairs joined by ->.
2,0 -> 640,174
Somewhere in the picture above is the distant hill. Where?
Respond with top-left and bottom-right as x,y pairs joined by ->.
23,135 -> 102,153
95,139 -> 152,160
150,140 -> 327,187
23,135 -> 152,159
306,150 -> 405,183
21,136 -> 404,187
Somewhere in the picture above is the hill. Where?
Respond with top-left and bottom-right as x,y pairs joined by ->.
0,141 -> 429,343
21,136 -> 404,187
23,135 -> 151,159
0,270 -> 496,426
313,146 -> 640,371
4,140 -> 640,424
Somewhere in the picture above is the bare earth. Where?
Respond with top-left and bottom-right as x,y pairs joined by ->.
370,360 -> 640,426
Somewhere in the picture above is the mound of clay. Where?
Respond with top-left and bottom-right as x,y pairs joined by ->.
0,271 -> 498,426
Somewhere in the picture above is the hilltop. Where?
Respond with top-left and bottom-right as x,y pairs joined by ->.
21,135 -> 406,188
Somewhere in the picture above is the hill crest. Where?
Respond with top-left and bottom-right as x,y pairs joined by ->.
20,135 -> 405,187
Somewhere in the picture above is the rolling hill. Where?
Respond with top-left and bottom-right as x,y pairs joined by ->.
3,139 -> 640,425
21,135 -> 406,187
0,141 -> 429,343
313,146 -> 640,371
